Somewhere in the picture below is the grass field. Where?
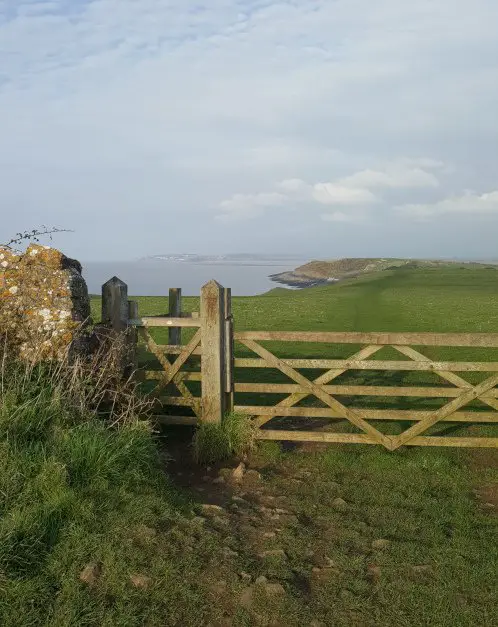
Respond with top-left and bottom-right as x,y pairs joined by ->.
11,263 -> 490,625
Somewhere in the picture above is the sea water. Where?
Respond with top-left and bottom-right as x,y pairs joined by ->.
82,259 -> 304,297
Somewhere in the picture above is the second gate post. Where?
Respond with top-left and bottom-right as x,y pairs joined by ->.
200,280 -> 234,423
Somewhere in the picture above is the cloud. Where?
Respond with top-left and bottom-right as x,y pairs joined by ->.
312,184 -> 378,206
397,190 -> 498,220
321,211 -> 368,224
217,192 -> 287,221
217,160 -> 439,221
341,165 -> 440,190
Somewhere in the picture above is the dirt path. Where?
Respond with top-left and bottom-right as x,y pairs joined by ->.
159,430 -> 498,626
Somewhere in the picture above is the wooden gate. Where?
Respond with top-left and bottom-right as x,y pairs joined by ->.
102,277 -> 498,449
233,331 -> 498,450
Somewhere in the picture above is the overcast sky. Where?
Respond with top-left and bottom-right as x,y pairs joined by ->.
1,0 -> 497,261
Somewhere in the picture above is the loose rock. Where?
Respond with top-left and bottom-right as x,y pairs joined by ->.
201,504 -> 225,517
130,574 -> 152,590
231,462 -> 246,483
410,565 -> 433,576
79,562 -> 102,587
264,583 -> 286,597
239,586 -> 254,610
332,497 -> 347,511
244,470 -> 262,482
210,515 -> 229,530
232,496 -> 249,505
372,539 -> 390,550
258,549 -> 286,559
367,564 -> 381,584
311,553 -> 336,568
133,524 -> 157,542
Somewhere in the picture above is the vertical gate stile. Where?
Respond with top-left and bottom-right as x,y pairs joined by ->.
168,288 -> 182,346
224,287 -> 235,414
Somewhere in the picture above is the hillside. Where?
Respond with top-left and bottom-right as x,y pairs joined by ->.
269,257 -> 492,288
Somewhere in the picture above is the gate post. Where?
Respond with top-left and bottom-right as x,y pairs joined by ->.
102,276 -> 128,332
101,276 -> 130,374
200,280 -> 234,423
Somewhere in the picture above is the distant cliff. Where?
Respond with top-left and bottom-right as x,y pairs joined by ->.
269,258 -> 485,288
141,254 -> 306,265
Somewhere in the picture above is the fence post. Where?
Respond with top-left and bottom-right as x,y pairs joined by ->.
200,280 -> 232,423
102,276 -> 128,332
169,288 -> 182,346
102,276 -> 129,374
127,300 -> 139,375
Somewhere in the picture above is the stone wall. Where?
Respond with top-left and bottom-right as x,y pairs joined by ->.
0,244 -> 91,361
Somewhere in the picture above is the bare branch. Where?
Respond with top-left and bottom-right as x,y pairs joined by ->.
2,226 -> 73,252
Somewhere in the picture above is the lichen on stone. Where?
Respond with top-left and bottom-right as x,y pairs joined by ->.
0,244 -> 91,362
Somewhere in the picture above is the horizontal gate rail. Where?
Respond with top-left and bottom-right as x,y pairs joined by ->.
130,316 -> 201,328
234,406 -> 498,423
235,330 -> 498,347
234,382 -> 498,398
235,358 -> 498,372
257,431 -> 498,448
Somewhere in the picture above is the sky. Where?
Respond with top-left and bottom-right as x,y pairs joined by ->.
0,0 -> 497,261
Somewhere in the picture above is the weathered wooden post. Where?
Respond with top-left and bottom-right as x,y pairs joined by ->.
102,276 -> 128,332
200,280 -> 234,423
169,288 -> 182,346
127,300 -> 139,375
101,276 -> 129,374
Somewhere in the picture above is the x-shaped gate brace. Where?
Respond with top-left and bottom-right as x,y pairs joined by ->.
139,327 -> 202,417
238,339 -> 498,450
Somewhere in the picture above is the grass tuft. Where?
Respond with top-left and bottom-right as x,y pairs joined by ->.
192,411 -> 256,464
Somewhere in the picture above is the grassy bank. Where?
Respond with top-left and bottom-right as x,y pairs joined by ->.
0,359 -> 244,626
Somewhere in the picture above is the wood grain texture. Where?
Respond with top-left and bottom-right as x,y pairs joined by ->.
235,331 -> 498,347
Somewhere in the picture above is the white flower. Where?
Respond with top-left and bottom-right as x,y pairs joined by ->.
1,261 -> 8,268
0,253 -> 4,259
29,249 -> 39,256
8,286 -> 18,295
